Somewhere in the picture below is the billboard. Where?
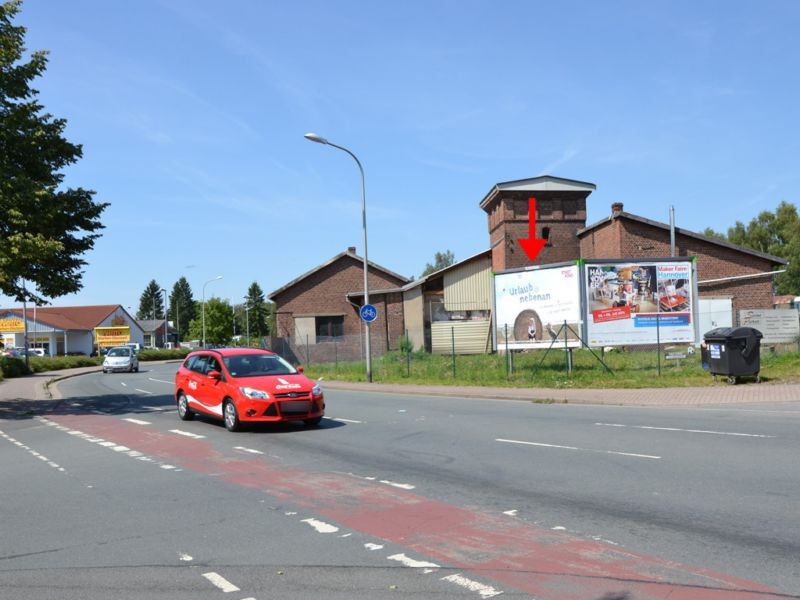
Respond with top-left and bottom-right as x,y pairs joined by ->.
585,260 -> 696,346
739,309 -> 800,343
494,264 -> 581,349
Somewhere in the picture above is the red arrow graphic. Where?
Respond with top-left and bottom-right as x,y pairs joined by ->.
518,197 -> 546,262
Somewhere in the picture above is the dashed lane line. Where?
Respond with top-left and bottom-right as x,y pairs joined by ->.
0,430 -> 66,473
134,389 -> 154,395
169,429 -> 205,439
595,422 -> 777,438
123,418 -> 151,425
441,573 -> 503,598
234,446 -> 264,455
496,437 -> 661,459
202,572 -> 240,593
36,417 -> 182,472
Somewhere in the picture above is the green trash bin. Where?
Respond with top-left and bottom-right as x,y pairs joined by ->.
703,327 -> 763,384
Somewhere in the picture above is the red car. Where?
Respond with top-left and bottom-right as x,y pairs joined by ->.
174,348 -> 324,431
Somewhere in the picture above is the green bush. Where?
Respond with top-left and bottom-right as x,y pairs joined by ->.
0,356 -> 31,377
137,348 -> 190,362
26,355 -> 102,373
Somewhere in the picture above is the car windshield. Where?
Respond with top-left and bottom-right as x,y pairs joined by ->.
224,354 -> 297,378
107,348 -> 131,357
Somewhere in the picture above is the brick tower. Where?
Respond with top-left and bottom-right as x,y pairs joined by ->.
479,175 -> 595,272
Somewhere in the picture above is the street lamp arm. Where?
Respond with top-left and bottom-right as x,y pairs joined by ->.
303,132 -> 372,381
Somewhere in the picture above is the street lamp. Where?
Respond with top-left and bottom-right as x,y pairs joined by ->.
202,275 -> 223,348
161,288 -> 168,348
244,303 -> 250,348
304,132 -> 372,382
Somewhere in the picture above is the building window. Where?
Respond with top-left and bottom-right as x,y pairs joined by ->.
315,316 -> 344,340
542,227 -> 552,246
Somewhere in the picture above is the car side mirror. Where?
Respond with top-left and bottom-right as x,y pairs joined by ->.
207,369 -> 221,380
296,365 -> 304,373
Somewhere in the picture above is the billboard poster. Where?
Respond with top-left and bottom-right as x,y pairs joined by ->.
494,264 -> 581,349
585,260 -> 696,346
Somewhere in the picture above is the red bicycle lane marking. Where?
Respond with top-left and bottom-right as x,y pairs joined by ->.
47,413 -> 787,600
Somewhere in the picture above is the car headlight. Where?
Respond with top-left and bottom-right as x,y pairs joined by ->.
312,382 -> 322,397
239,386 -> 270,400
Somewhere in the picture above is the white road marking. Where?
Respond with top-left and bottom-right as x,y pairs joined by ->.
123,418 -> 151,425
503,509 -> 518,516
387,553 -> 439,570
441,573 -> 504,598
169,429 -> 205,439
148,377 -> 173,384
134,389 -> 153,395
595,422 -> 776,438
120,382 -> 127,387
0,430 -> 66,473
202,572 -> 240,593
332,417 -> 363,423
551,526 -> 566,531
178,553 -> 193,561
142,406 -> 168,411
380,479 -> 415,490
365,543 -> 384,551
496,438 -> 661,460
301,518 -> 339,533
234,446 -> 264,455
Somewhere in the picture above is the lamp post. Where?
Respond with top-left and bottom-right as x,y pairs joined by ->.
304,132 -> 372,382
161,288 -> 168,348
202,275 -> 223,348
245,304 -> 250,348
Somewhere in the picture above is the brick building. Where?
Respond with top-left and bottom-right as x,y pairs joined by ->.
578,203 -> 787,320
268,247 -> 409,362
479,176 -> 596,272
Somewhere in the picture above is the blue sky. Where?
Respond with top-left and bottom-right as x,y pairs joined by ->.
3,0 -> 799,311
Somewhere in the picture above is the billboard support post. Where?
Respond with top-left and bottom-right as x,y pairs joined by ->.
504,324 -> 510,377
564,320 -> 570,374
451,327 -> 456,379
656,314 -> 662,376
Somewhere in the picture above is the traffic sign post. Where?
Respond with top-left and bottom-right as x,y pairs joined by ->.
360,304 -> 378,322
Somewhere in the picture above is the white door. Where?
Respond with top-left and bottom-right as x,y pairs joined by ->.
698,298 -> 733,337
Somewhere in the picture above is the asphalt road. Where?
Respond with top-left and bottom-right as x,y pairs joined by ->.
1,363 -> 798,599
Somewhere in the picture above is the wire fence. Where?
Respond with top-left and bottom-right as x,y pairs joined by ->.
265,333 -> 392,367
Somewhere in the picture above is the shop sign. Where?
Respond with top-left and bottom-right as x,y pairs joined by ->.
95,326 -> 131,347
0,318 -> 25,333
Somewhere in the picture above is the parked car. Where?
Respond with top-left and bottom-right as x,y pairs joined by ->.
27,348 -> 45,357
174,348 -> 324,432
102,346 -> 139,373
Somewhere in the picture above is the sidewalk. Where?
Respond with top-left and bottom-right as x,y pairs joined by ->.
321,379 -> 800,406
2,366 -> 799,410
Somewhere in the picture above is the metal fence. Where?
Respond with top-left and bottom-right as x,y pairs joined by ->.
264,332 -> 393,367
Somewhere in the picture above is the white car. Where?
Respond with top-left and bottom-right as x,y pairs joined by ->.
102,346 -> 140,373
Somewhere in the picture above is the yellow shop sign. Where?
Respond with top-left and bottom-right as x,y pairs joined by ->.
95,326 -> 131,347
0,318 -> 25,333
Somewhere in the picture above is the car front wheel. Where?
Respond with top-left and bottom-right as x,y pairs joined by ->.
224,400 -> 240,432
304,416 -> 322,428
177,392 -> 194,421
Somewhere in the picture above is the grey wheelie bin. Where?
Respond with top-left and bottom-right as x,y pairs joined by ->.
702,327 -> 763,384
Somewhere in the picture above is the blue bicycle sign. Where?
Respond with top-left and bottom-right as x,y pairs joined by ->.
359,304 -> 378,322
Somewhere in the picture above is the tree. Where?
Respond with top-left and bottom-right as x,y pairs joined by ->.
0,1 -> 108,304
420,250 -> 455,277
169,276 -> 195,341
244,281 -> 270,339
136,280 -> 165,320
187,297 -> 231,346
705,201 -> 800,295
